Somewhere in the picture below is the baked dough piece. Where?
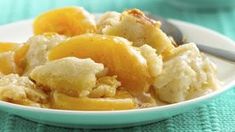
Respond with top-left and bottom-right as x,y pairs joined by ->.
0,74 -> 47,107
30,57 -> 104,97
97,9 -> 175,57
139,44 -> 163,78
89,75 -> 121,98
154,43 -> 220,103
24,33 -> 66,75
97,11 -> 121,33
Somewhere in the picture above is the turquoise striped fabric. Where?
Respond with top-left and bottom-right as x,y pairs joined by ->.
0,0 -> 234,131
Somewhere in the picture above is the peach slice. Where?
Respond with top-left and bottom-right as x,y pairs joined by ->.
114,89 -> 133,99
33,6 -> 96,36
51,92 -> 136,110
0,52 -> 17,74
48,34 -> 151,96
14,44 -> 29,74
0,42 -> 20,74
0,42 -> 28,61
0,42 -> 19,53
0,42 -> 29,75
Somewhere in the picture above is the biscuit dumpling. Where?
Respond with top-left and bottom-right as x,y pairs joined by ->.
98,9 -> 175,57
0,74 -> 47,107
154,43 -> 220,103
30,57 -> 104,97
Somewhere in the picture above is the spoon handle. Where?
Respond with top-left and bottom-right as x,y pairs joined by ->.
197,44 -> 235,62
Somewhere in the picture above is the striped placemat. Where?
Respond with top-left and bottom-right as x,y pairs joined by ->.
0,0 -> 234,131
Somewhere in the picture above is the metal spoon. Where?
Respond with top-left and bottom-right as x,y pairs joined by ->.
149,14 -> 235,62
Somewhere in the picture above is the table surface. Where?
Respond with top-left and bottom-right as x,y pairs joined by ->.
0,0 -> 235,131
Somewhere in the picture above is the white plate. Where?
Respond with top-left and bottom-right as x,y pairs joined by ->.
0,19 -> 234,129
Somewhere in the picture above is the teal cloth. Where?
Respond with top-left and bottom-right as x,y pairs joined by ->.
0,0 -> 235,131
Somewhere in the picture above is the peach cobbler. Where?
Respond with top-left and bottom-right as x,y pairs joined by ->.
0,7 -> 220,110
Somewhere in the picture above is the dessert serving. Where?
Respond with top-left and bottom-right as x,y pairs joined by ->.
0,6 -> 220,111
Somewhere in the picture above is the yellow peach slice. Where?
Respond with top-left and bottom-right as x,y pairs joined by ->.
0,52 -> 17,74
0,43 -> 19,74
51,92 -> 136,110
48,34 -> 151,96
114,89 -> 133,99
14,44 -> 29,74
0,42 -> 19,53
34,6 -> 96,36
